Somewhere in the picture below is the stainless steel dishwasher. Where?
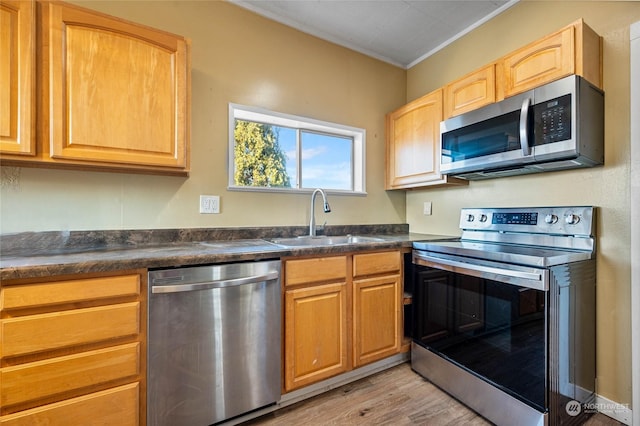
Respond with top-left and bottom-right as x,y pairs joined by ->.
148,260 -> 281,426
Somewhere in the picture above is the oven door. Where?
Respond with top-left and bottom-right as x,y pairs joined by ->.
412,250 -> 549,412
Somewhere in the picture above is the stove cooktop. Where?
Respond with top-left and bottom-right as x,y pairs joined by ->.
413,206 -> 596,267
412,239 -> 593,267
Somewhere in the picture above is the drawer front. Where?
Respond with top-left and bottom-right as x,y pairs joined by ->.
0,343 -> 140,408
0,382 -> 139,426
1,302 -> 140,358
353,251 -> 401,278
1,274 -> 140,310
285,256 -> 347,286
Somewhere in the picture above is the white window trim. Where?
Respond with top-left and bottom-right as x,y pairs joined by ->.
228,103 -> 366,195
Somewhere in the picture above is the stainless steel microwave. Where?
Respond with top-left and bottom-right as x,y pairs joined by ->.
440,75 -> 604,180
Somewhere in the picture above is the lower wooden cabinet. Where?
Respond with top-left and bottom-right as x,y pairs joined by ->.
284,281 -> 348,391
283,251 -> 403,392
0,271 -> 146,425
353,274 -> 401,367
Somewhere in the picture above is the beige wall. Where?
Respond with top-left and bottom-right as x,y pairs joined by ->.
0,1 -> 407,233
406,1 -> 640,407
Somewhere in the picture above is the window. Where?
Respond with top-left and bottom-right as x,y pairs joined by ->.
229,104 -> 366,194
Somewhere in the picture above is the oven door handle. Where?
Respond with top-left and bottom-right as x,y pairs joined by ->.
413,253 -> 547,291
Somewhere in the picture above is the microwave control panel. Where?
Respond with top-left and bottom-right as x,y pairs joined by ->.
534,94 -> 572,145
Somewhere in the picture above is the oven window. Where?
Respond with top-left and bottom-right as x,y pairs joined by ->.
413,268 -> 547,411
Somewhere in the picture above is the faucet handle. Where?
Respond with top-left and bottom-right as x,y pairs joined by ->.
316,221 -> 327,235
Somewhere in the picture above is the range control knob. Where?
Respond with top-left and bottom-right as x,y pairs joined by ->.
466,214 -> 475,222
565,214 -> 580,225
479,214 -> 488,223
544,214 -> 558,224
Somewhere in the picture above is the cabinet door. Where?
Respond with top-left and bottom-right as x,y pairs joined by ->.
386,89 -> 465,189
284,282 -> 348,391
353,274 -> 401,367
43,2 -> 189,170
444,64 -> 497,119
502,26 -> 574,97
0,0 -> 35,156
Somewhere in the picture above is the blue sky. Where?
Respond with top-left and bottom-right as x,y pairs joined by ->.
276,127 -> 352,190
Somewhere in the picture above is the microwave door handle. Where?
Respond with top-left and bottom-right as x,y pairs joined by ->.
519,97 -> 532,156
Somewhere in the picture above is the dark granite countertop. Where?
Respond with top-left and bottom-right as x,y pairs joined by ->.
0,225 -> 455,281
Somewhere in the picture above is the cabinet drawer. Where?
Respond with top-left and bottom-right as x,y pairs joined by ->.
0,343 -> 140,408
0,382 -> 139,426
353,251 -> 401,278
1,302 -> 139,357
1,275 -> 140,310
285,256 -> 347,286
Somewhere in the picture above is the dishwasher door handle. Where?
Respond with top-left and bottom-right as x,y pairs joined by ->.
151,271 -> 279,294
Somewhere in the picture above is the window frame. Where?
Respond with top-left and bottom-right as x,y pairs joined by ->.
228,103 -> 366,195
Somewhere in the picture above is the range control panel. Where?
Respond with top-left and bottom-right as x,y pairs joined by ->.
459,206 -> 594,237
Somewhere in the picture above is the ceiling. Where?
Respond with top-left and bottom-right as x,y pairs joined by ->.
231,0 -> 518,69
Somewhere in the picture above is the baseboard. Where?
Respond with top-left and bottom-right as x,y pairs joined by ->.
594,394 -> 632,425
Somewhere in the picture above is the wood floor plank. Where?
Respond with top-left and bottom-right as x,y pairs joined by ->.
244,363 -> 624,426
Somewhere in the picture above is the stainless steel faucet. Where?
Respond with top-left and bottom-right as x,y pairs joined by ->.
309,188 -> 331,236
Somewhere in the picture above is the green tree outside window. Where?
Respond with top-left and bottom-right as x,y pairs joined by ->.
234,120 -> 291,187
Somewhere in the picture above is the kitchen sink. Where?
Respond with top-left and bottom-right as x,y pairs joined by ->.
270,235 -> 385,247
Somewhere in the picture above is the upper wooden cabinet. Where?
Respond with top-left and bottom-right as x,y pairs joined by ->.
0,0 -> 191,176
0,1 -> 35,156
444,64 -> 499,119
501,19 -> 602,98
386,89 -> 466,189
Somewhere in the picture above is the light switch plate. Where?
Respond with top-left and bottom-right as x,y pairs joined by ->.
423,201 -> 432,215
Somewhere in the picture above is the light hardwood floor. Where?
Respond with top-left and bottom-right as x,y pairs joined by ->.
245,363 -> 623,425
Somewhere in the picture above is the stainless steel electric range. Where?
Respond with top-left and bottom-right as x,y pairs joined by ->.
411,206 -> 596,426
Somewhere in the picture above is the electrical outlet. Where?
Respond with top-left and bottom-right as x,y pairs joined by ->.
423,201 -> 432,215
200,195 -> 220,214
